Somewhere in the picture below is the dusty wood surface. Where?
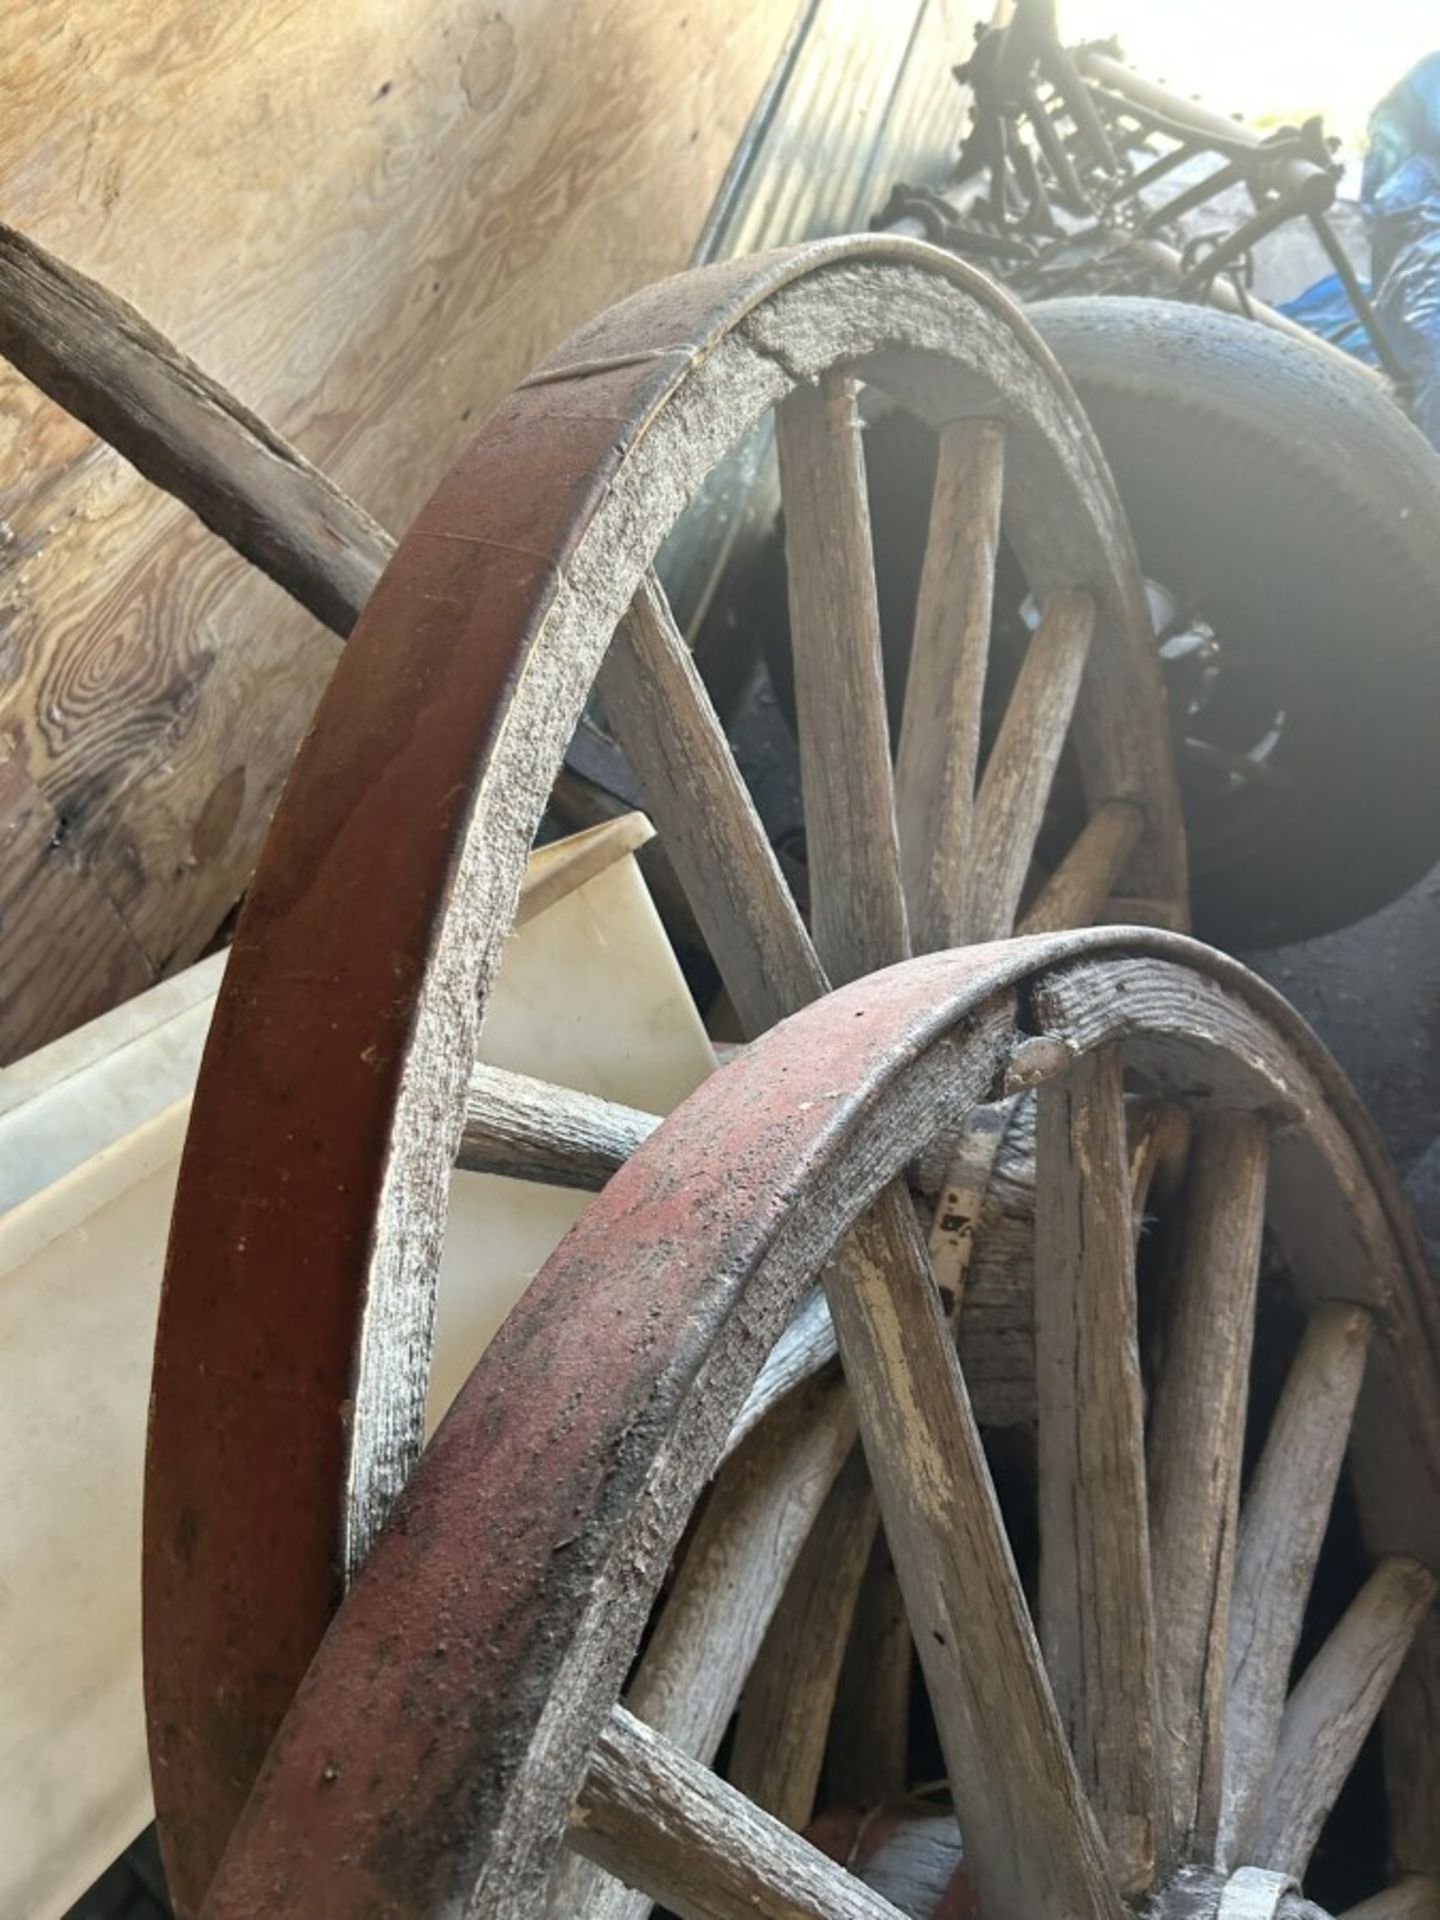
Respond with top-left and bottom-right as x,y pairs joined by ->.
569,1707 -> 907,1920
1035,1044 -> 1163,1894
725,1291 -> 838,1458
0,0 -> 797,1060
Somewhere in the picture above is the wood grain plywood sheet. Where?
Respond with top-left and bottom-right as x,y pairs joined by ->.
0,0 -> 798,1059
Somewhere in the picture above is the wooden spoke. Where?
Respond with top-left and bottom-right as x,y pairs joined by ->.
556,1373 -> 856,1920
0,219 -> 393,637
1219,1302 -> 1376,1865
1147,1113 -> 1270,1854
776,370 -> 910,982
823,1182 -> 1123,1920
893,417 -> 1006,953
927,1099 -> 1015,1317
825,1537 -> 914,1811
967,587 -> 1096,941
1128,1102 -> 1191,1229
1035,1044 -> 1164,1895
569,1706 -> 907,1920
1383,1616 -> 1440,1887
739,1102 -> 1011,1835
457,1064 -> 658,1189
600,574 -> 828,1036
1341,1878 -> 1440,1920
1019,799 -> 1146,936
1254,1555 -> 1438,1877
724,1289 -> 838,1458
729,1449 -> 878,1829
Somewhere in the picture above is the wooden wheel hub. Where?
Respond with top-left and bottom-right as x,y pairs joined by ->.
181,934 -> 1438,1919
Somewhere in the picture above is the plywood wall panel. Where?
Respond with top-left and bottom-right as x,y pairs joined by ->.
0,0 -> 799,1057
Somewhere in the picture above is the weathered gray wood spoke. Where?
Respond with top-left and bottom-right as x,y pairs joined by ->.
1341,1878 -> 1440,1920
1020,798 -> 1146,937
1254,1554 -> 1438,1878
967,586 -> 1096,942
822,1183 -> 1123,1920
1219,1302 -> 1375,1865
776,370 -> 910,983
569,1707 -> 908,1920
1382,1616 -> 1440,1890
456,1063 -> 659,1189
599,573 -> 827,1037
729,1448 -> 877,1829
0,218 -> 393,636
556,1374 -> 856,1920
1035,1044 -> 1165,1895
1147,1112 -> 1270,1855
893,417 -> 1005,954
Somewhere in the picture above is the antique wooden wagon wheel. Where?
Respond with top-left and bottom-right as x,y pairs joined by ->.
142,233 -> 1186,1913
172,933 -> 1439,1920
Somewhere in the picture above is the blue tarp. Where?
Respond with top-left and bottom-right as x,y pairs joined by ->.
1282,52 -> 1440,446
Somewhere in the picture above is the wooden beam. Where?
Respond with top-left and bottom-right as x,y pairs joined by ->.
0,218 -> 394,636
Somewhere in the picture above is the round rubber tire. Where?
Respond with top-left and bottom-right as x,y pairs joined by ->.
1030,295 -> 1440,947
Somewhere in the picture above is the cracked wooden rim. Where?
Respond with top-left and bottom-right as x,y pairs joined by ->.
191,933 -> 1439,1919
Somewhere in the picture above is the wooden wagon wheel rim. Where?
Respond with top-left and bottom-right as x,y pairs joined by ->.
184,931 -> 1440,1920
143,234 -> 1185,1912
